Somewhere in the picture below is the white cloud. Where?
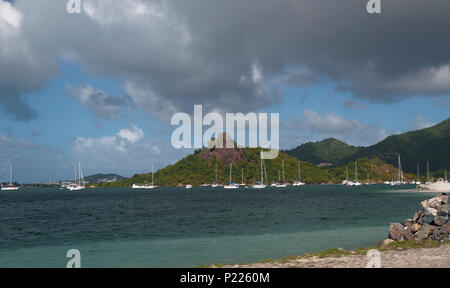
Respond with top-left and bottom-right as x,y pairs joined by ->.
0,0 -> 23,34
284,110 -> 388,146
69,125 -> 189,176
409,115 -> 436,131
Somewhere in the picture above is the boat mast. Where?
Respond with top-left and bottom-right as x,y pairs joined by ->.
427,161 -> 430,183
74,165 -> 77,186
355,161 -> 358,182
79,162 -> 85,186
298,161 -> 301,182
215,163 -> 218,184
9,165 -> 12,185
241,168 -> 244,184
152,163 -> 154,186
229,163 -> 232,184
282,160 -> 285,183
417,164 -> 420,183
260,152 -> 263,184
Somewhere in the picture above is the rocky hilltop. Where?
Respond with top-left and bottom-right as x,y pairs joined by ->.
387,193 -> 449,243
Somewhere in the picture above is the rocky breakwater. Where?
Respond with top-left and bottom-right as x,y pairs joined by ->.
387,193 -> 449,242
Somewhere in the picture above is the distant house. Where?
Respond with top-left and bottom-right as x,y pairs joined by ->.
317,162 -> 332,168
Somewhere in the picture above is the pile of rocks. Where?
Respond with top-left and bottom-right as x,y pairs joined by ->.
388,193 -> 449,242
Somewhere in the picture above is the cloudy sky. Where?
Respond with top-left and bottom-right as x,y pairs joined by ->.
1,0 -> 449,182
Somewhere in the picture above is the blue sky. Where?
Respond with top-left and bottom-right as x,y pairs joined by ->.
1,0 -> 449,183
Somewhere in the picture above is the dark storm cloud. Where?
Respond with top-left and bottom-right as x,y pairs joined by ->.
3,0 -> 450,121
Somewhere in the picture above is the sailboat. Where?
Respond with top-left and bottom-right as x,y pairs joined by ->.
132,163 -> 157,189
390,154 -> 404,186
364,170 -> 371,185
415,164 -> 421,185
293,161 -> 305,186
239,168 -> 246,187
212,163 -> 220,188
68,162 -> 85,191
224,163 -> 239,189
276,160 -> 288,188
425,161 -> 431,184
252,152 -> 267,189
342,166 -> 352,186
350,161 -> 362,186
1,165 -> 19,191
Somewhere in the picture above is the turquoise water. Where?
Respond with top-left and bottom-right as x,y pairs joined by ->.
0,185 -> 438,267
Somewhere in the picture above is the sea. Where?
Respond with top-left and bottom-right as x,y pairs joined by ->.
0,185 -> 438,267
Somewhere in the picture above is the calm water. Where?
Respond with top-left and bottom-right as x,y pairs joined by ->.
0,185 -> 438,267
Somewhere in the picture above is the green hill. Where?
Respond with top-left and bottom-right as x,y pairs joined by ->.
285,118 -> 450,174
284,138 -> 359,166
100,147 -> 414,187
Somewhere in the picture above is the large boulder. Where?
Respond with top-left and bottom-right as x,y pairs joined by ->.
415,223 -> 434,240
440,203 -> 449,217
439,222 -> 450,240
421,214 -> 435,224
389,223 -> 405,240
403,226 -> 415,241
434,216 -> 448,226
412,223 -> 422,233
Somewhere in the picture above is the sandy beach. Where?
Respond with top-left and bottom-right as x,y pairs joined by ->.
221,241 -> 450,268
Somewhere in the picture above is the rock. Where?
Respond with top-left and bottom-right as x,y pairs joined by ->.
421,196 -> 443,210
431,227 -> 445,241
404,226 -> 415,241
433,216 -> 448,226
412,223 -> 422,233
439,222 -> 450,240
379,238 -> 394,247
422,214 -> 435,224
423,207 -> 438,217
413,211 -> 422,222
415,223 -> 434,240
440,203 -> 449,217
402,219 -> 415,227
389,223 -> 405,240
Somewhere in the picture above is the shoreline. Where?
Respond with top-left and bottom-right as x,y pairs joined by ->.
214,240 -> 450,268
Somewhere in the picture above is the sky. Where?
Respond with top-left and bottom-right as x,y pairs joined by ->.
0,0 -> 449,183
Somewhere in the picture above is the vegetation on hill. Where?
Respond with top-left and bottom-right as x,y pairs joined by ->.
99,146 -> 416,187
284,138 -> 359,166
84,174 -> 127,183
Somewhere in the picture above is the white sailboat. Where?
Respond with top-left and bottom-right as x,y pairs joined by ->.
390,154 -> 404,186
276,160 -> 288,188
224,163 -> 239,189
252,152 -> 267,189
349,161 -> 362,186
415,164 -> 421,185
1,165 -> 19,191
132,163 -> 157,189
212,163 -> 220,188
342,166 -> 352,186
68,162 -> 85,191
293,160 -> 305,186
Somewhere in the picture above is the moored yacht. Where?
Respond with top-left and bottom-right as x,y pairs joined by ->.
293,161 -> 305,186
224,163 -> 239,189
1,166 -> 19,191
68,162 -> 85,191
252,152 -> 267,189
